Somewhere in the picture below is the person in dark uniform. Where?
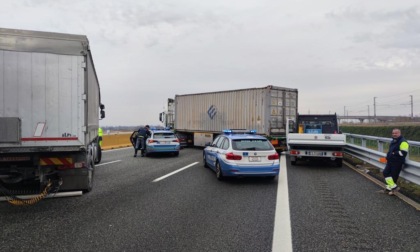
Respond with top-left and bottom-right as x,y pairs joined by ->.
130,130 -> 139,155
134,125 -> 151,157
383,128 -> 409,195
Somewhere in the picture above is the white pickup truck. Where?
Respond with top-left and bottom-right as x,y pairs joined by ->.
286,114 -> 346,167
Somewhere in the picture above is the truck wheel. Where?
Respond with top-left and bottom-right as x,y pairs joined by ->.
216,161 -> 224,181
291,160 -> 297,166
335,159 -> 343,168
83,161 -> 94,193
95,146 -> 102,164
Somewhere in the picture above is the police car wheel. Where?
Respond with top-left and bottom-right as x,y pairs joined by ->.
216,161 -> 224,181
203,153 -> 209,168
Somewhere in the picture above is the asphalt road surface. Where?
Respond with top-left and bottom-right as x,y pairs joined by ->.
1,148 -> 419,252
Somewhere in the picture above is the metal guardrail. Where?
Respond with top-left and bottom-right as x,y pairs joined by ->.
344,133 -> 420,186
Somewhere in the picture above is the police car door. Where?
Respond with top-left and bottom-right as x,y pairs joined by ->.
207,136 -> 223,168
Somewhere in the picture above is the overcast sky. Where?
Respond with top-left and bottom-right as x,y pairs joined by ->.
1,0 -> 419,126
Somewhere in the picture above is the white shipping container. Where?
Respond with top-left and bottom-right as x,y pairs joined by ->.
174,85 -> 298,148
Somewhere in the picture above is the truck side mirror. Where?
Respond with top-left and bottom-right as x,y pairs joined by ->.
100,110 -> 105,119
288,120 -> 296,133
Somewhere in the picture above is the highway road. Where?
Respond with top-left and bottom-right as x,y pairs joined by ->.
0,148 -> 419,252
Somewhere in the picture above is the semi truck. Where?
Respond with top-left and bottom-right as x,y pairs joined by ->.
160,85 -> 298,151
286,114 -> 346,167
0,28 -> 105,201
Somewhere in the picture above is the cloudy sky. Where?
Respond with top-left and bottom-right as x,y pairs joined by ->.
1,0 -> 419,126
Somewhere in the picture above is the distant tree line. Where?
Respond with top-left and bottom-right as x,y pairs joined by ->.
341,125 -> 420,141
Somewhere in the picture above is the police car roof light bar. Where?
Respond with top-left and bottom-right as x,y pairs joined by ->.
223,129 -> 257,135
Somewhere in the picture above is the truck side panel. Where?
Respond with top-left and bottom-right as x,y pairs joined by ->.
176,88 -> 266,133
86,52 -> 100,144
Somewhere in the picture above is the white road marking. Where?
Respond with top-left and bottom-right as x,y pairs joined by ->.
272,153 -> 293,252
153,162 -> 199,182
95,160 -> 122,167
103,147 -> 132,152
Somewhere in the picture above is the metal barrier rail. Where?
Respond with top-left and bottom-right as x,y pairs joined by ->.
344,133 -> 420,186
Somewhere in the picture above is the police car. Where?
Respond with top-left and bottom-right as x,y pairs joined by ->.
203,129 -> 280,180
145,129 -> 180,156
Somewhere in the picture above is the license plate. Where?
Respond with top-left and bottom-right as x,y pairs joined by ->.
0,156 -> 31,162
307,151 -> 324,156
248,156 -> 261,162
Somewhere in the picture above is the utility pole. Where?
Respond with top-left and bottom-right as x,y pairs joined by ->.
410,95 -> 414,119
367,105 -> 370,123
373,97 -> 377,122
344,106 -> 346,117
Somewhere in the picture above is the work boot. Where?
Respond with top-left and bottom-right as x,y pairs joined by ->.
388,187 -> 399,196
383,189 -> 391,194
134,154 -> 137,157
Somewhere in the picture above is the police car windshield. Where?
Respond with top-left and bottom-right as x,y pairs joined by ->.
232,139 -> 273,151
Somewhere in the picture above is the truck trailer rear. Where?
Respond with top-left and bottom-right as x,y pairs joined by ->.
0,28 -> 105,201
164,85 -> 298,151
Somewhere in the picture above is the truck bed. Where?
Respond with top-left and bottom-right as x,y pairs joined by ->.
287,133 -> 346,148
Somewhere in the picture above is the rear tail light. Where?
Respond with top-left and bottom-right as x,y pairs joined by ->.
226,152 -> 242,160
148,139 -> 157,143
268,152 -> 279,160
74,162 -> 85,168
332,152 -> 343,157
173,139 -> 179,142
57,162 -> 85,170
290,150 -> 300,155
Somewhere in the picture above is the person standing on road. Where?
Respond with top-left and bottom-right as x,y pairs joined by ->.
383,128 -> 409,195
134,125 -> 151,157
98,127 -> 103,147
130,130 -> 139,155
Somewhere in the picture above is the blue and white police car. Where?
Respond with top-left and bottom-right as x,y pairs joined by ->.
203,129 -> 280,180
145,129 -> 180,156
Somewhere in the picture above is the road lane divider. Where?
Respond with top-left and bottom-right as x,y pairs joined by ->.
153,162 -> 199,182
95,160 -> 122,167
272,153 -> 293,252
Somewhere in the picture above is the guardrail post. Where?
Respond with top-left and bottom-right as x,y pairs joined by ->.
378,140 -> 384,153
362,138 -> 366,148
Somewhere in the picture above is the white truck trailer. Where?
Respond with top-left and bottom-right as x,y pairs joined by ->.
0,28 -> 105,200
286,114 -> 346,167
162,86 -> 298,151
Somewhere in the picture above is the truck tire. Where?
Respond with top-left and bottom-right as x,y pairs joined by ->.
335,159 -> 343,168
291,160 -> 297,166
95,146 -> 102,164
83,161 -> 94,193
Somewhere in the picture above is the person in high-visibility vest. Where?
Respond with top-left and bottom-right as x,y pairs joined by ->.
383,128 -> 409,195
98,127 -> 103,147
